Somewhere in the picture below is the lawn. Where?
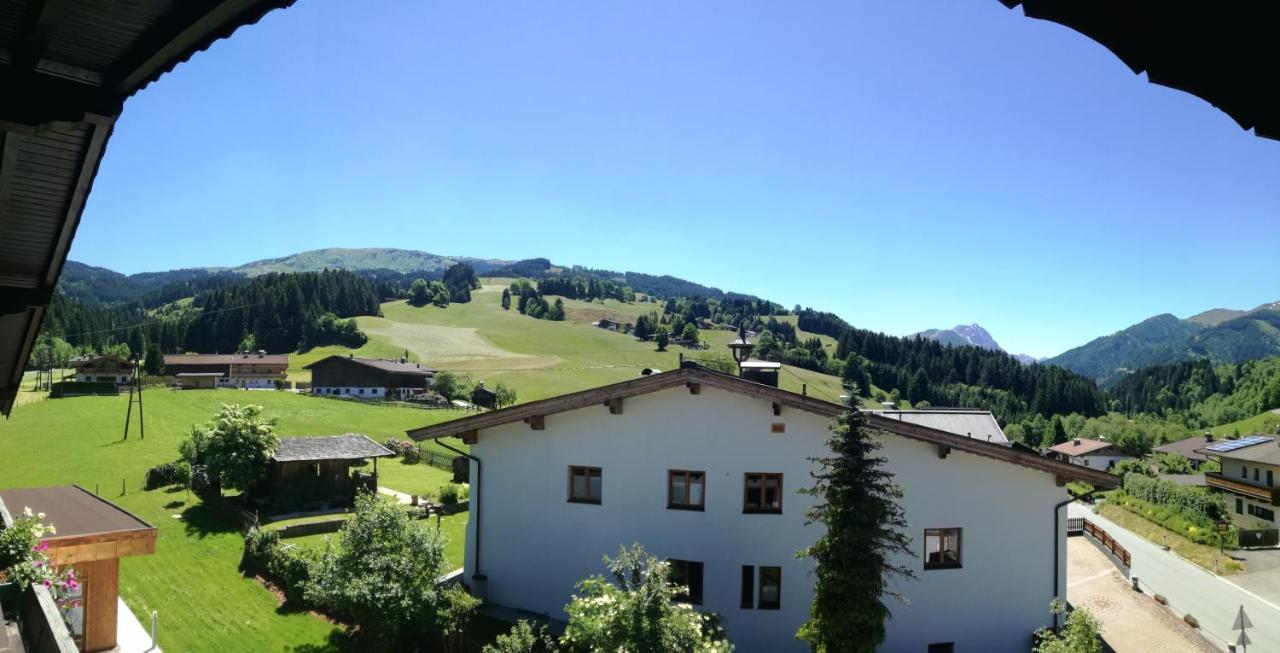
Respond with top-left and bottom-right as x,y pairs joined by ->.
1210,410 -> 1280,439
1098,503 -> 1244,575
286,277 -> 869,405
0,389 -> 466,653
365,459 -> 457,501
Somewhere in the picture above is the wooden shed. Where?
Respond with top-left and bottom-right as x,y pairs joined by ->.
0,485 -> 156,653
263,434 -> 395,506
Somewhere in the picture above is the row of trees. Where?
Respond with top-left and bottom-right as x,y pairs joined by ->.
504,279 -> 565,321
536,275 -> 636,302
407,263 -> 482,308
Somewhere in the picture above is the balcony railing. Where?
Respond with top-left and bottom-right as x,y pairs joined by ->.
1205,472 -> 1280,505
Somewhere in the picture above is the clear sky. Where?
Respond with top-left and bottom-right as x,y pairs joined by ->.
70,1 -> 1280,359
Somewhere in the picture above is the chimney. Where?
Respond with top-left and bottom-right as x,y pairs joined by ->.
1073,439 -> 1081,446
1205,432 -> 1214,442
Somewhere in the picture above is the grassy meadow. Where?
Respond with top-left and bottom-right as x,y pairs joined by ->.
287,278 -> 869,405
0,389 -> 466,652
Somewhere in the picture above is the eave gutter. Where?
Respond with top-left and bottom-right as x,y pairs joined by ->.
436,439 -> 483,591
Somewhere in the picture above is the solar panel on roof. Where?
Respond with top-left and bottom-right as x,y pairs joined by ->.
1205,435 -> 1273,452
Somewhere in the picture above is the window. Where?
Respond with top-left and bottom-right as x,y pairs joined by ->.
668,470 -> 705,510
1237,498 -> 1245,515
668,559 -> 703,604
739,565 -> 781,610
568,466 -> 602,504
1249,504 -> 1276,522
1243,465 -> 1249,479
758,566 -> 781,610
1255,468 -> 1261,482
927,644 -> 955,653
743,473 -> 783,513
924,528 -> 962,570
1270,470 -> 1275,488
358,388 -> 365,395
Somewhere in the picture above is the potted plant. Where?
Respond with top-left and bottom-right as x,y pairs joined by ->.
0,507 -> 78,616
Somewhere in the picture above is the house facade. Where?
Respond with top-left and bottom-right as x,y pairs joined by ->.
409,366 -> 1116,652
1200,435 -> 1280,528
68,355 -> 135,384
1047,438 -> 1132,470
304,355 -> 435,400
163,352 -> 289,389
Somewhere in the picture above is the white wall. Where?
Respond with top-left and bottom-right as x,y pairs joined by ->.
464,384 -> 1064,652
311,386 -> 386,399
1073,454 -> 1132,470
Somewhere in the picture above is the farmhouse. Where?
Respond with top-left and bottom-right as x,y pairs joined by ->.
304,355 -> 435,400
1047,438 -> 1133,470
408,364 -> 1116,652
0,485 -> 157,653
1199,435 -> 1280,529
67,356 -> 135,384
259,434 -> 394,507
163,352 -> 289,389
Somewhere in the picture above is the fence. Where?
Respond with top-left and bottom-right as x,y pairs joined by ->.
1084,518 -> 1131,567
1066,517 -> 1084,536
417,447 -> 460,472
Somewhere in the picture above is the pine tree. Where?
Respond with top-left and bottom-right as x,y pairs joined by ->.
501,288 -> 511,310
655,326 -> 670,352
798,404 -> 914,651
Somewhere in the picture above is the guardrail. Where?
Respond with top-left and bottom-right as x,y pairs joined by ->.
1084,518 -> 1131,567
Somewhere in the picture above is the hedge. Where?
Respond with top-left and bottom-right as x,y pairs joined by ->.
241,527 -> 315,606
144,461 -> 191,490
1123,473 -> 1226,524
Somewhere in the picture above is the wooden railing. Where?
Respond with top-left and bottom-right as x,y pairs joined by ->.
1084,518 -> 1131,567
1205,472 -> 1280,505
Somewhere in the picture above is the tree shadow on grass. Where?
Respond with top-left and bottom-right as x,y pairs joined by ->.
162,500 -> 185,510
180,502 -> 243,539
286,627 -> 353,652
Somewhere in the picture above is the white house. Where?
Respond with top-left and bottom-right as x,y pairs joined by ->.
409,365 -> 1117,652
1047,438 -> 1133,471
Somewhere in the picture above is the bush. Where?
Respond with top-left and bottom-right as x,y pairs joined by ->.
1123,474 -> 1226,523
144,461 -> 192,490
383,438 -> 420,464
1113,493 -> 1239,548
241,527 -> 314,606
438,484 -> 467,505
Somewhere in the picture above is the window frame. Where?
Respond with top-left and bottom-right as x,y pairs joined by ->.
668,559 -> 704,605
757,566 -> 781,610
567,465 -> 603,504
742,472 -> 784,514
667,469 -> 706,511
923,527 -> 963,570
740,566 -> 754,609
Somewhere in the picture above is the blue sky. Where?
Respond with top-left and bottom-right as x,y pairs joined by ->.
71,1 -> 1280,358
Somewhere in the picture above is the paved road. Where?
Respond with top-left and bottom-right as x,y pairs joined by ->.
1069,503 -> 1280,652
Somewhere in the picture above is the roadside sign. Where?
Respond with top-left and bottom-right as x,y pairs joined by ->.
1234,606 -> 1253,630
1217,521 -> 1231,534
1236,630 -> 1251,647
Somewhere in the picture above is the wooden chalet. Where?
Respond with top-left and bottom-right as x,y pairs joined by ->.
304,355 -> 436,400
68,356 -> 135,384
164,352 -> 289,389
0,486 -> 156,652
261,434 -> 395,504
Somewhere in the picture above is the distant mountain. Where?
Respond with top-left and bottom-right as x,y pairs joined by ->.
913,324 -> 1002,350
230,247 -> 512,276
58,261 -> 231,304
911,323 -> 1041,366
1048,305 -> 1280,386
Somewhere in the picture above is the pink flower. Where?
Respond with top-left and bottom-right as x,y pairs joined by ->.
35,542 -> 48,552
42,579 -> 51,587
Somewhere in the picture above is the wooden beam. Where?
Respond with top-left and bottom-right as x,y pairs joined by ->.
687,382 -> 701,395
606,398 -> 623,415
772,402 -> 782,416
460,429 -> 477,445
528,415 -> 545,430
937,445 -> 951,460
1056,476 -> 1069,487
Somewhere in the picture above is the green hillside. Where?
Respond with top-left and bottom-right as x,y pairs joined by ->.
233,247 -> 508,276
289,278 -> 868,407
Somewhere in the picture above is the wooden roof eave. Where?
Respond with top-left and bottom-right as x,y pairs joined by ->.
407,366 -> 1119,489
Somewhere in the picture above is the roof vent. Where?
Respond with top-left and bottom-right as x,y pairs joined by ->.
1073,439 -> 1081,446
1205,432 -> 1215,442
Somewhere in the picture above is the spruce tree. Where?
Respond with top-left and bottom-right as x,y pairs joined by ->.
798,402 -> 914,652
501,288 -> 511,310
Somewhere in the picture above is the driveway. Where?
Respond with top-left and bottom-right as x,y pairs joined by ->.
1068,538 -> 1217,653
1069,503 -> 1279,651
1229,547 -> 1280,605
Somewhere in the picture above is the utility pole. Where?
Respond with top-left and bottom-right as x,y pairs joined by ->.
123,360 -> 144,440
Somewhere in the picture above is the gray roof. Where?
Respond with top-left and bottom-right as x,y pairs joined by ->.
1153,437 -> 1214,462
273,434 -> 395,463
304,355 -> 436,375
870,410 -> 1010,445
1197,437 -> 1280,466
